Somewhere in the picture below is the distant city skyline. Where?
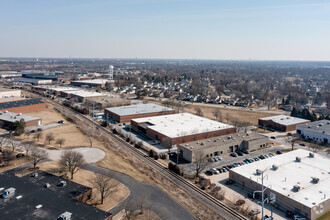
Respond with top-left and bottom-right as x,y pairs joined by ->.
1,0 -> 330,61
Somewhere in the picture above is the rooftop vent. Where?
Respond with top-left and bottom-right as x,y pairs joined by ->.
293,185 -> 301,192
311,177 -> 320,184
309,153 -> 314,158
272,164 -> 278,170
255,169 -> 263,175
296,157 -> 301,162
308,126 -> 311,128
213,139 -> 217,142
36,204 -> 43,209
208,140 -> 211,142
201,142 -> 204,145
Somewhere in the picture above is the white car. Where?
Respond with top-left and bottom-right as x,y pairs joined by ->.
211,168 -> 219,174
216,156 -> 222,161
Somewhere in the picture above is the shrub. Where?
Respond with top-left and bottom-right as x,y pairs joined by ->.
154,154 -> 159,160
149,149 -> 156,157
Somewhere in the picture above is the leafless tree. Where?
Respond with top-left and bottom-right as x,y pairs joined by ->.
124,198 -> 138,220
27,147 -> 48,169
309,141 -> 321,152
22,141 -> 34,156
162,137 -> 172,155
195,107 -> 204,117
25,130 -> 32,139
193,150 -> 209,178
9,138 -> 20,152
45,133 -> 55,145
225,113 -> 231,124
0,135 -> 7,149
286,136 -> 298,151
59,150 -> 85,179
55,138 -> 65,147
33,131 -> 43,142
212,108 -> 222,121
89,171 -> 119,204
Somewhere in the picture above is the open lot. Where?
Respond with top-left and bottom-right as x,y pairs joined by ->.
39,161 -> 130,211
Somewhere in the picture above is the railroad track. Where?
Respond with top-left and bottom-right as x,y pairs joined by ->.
30,92 -> 248,220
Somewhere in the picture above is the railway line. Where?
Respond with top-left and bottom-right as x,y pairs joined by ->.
31,92 -> 249,220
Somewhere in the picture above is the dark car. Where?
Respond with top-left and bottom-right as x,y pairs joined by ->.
230,152 -> 238,157
225,180 -> 235,185
248,192 -> 262,199
205,170 -> 213,176
299,143 -> 305,146
264,155 -> 269,158
276,150 -> 282,154
270,136 -> 276,139
242,149 -> 250,154
269,153 -> 275,157
285,210 -> 295,218
259,155 -> 265,159
221,168 -> 227,172
16,153 -> 25,158
236,151 -> 243,156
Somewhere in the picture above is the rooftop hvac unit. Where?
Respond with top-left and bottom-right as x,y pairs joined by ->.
208,140 -> 211,142
255,169 -> 263,175
311,177 -> 320,184
296,157 -> 301,162
272,164 -> 278,170
309,153 -> 314,158
58,211 -> 72,220
293,185 -> 301,192
201,142 -> 205,145
59,181 -> 67,187
308,126 -> 311,128
213,139 -> 217,142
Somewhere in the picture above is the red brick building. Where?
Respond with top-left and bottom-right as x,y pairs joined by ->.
0,98 -> 46,113
131,113 -> 236,146
258,115 -> 310,132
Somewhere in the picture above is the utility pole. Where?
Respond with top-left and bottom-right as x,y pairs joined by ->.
254,168 -> 270,220
92,102 -> 95,137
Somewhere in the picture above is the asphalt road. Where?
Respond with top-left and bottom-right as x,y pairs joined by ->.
82,163 -> 198,220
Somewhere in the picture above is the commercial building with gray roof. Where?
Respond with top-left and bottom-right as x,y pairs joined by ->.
296,120 -> 330,144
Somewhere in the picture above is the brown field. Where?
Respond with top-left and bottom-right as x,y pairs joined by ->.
39,161 -> 130,211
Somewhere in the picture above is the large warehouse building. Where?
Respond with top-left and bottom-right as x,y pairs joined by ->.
0,111 -> 42,127
178,133 -> 269,162
0,98 -> 46,113
296,120 -> 330,144
259,115 -> 310,132
105,103 -> 175,123
131,113 -> 236,146
71,79 -> 112,88
229,149 -> 330,220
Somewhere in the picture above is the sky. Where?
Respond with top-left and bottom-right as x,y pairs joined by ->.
0,0 -> 330,61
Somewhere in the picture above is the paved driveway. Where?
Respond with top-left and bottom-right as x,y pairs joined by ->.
82,164 -> 198,220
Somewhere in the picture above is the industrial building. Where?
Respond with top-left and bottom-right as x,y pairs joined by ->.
71,79 -> 112,88
84,95 -> 131,109
14,78 -> 52,85
258,115 -> 310,132
0,88 -> 21,98
178,132 -> 269,162
0,98 -> 46,113
0,171 -> 111,220
131,113 -> 236,146
105,103 -> 175,123
63,90 -> 108,102
0,111 -> 42,127
229,149 -> 330,220
296,120 -> 330,144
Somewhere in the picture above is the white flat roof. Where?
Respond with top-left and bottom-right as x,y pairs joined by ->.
65,90 -> 106,98
260,115 -> 309,126
132,113 -> 234,138
231,149 -> 330,208
49,87 -> 80,92
72,79 -> 112,84
0,111 -> 41,122
106,103 -> 173,116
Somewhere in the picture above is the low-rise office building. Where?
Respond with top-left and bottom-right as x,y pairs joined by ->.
296,120 -> 330,144
178,132 -> 269,162
105,103 -> 175,123
229,149 -> 330,220
131,113 -> 236,146
14,78 -> 52,85
0,111 -> 42,127
259,115 -> 310,132
71,79 -> 113,88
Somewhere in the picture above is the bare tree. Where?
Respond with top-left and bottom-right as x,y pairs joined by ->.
193,151 -> 209,179
309,141 -> 321,153
225,113 -> 231,124
89,171 -> 119,204
124,198 -> 138,220
45,133 -> 55,145
212,108 -> 222,121
22,141 -> 34,156
286,136 -> 298,151
9,138 -> 20,152
162,137 -> 172,155
33,131 -> 43,142
25,130 -> 32,139
0,135 -> 7,149
27,147 -> 48,169
55,138 -> 65,147
59,150 -> 85,179
195,107 -> 204,117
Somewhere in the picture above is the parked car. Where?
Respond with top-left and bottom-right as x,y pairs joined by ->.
216,156 -> 222,161
208,158 -> 214,162
264,155 -> 269,158
264,214 -> 273,220
234,162 -> 240,167
276,150 -> 282,155
205,170 -> 213,176
299,143 -> 305,146
58,120 -> 65,124
249,209 -> 261,216
221,168 -> 227,173
270,136 -> 276,139
225,180 -> 235,185
213,157 -> 218,162
285,210 -> 295,218
37,128 -> 42,131
293,215 -> 306,220
259,155 -> 266,159
269,153 -> 275,157
242,149 -> 250,154
16,153 -> 25,158
211,168 -> 219,174
230,152 -> 238,157
236,151 -> 243,156
217,168 -> 222,173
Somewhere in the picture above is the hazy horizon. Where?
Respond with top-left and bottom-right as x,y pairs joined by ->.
1,0 -> 330,61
